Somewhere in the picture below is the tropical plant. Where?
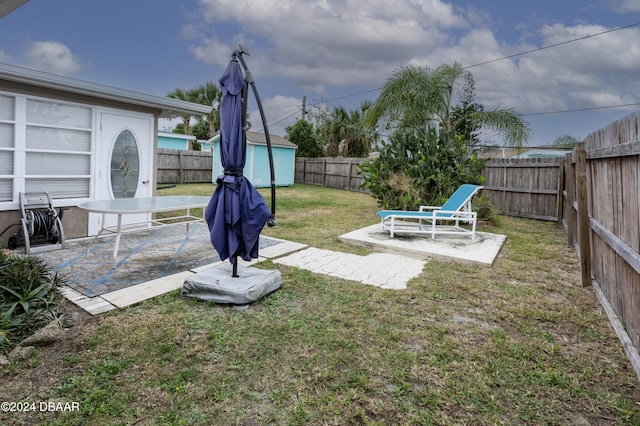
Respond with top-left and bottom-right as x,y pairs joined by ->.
320,101 -> 378,157
286,119 -> 322,157
0,251 -> 64,352
167,81 -> 220,139
166,88 -> 194,136
359,128 -> 487,210
367,62 -> 532,149
552,134 -> 580,148
450,70 -> 484,146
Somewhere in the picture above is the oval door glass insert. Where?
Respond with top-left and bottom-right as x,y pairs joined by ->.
110,130 -> 139,199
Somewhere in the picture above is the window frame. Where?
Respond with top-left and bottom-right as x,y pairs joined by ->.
0,91 -> 96,211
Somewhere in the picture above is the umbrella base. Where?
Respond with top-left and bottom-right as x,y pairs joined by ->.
181,263 -> 282,305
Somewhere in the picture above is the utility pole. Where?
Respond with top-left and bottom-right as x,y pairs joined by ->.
301,96 -> 307,121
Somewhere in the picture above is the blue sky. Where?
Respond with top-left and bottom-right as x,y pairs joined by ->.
1,0 -> 640,146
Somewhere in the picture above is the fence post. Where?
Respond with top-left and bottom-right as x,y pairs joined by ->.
178,151 -> 184,185
322,158 -> 327,187
576,143 -> 592,287
556,159 -> 565,225
302,159 -> 307,184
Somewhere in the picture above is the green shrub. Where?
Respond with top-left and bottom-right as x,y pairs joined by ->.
473,193 -> 501,224
0,250 -> 64,353
359,128 -> 487,210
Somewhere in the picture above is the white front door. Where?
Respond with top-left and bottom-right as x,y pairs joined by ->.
88,109 -> 154,235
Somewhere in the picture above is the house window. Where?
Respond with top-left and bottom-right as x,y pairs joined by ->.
24,99 -> 92,199
0,95 -> 15,202
0,94 -> 94,208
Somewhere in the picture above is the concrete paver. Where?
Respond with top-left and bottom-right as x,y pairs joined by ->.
274,247 -> 426,290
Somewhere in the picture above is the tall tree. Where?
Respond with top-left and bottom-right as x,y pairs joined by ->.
166,88 -> 193,136
367,62 -> 531,148
286,119 -> 322,157
187,81 -> 222,138
450,70 -> 484,146
167,81 -> 221,140
321,101 -> 378,157
552,134 -> 580,148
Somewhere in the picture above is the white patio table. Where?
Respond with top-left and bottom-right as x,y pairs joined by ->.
78,195 -> 210,268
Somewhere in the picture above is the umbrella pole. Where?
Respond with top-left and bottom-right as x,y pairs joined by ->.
232,255 -> 238,277
236,51 -> 277,227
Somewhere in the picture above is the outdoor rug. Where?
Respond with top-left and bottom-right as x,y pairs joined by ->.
36,223 -> 283,297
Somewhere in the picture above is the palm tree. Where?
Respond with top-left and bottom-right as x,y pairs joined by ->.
166,88 -> 193,136
323,101 -> 378,157
187,81 -> 222,137
367,62 -> 531,149
167,82 -> 220,140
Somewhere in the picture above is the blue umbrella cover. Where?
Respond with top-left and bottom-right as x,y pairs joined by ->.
205,59 -> 270,264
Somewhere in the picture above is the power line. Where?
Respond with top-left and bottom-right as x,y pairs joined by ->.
464,21 -> 640,69
522,101 -> 640,116
321,88 -> 382,104
307,21 -> 640,115
253,107 -> 302,133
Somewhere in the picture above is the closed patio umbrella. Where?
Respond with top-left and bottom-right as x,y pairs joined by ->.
205,47 -> 275,277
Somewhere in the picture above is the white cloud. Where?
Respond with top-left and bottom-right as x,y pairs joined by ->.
0,50 -> 7,62
249,95 -> 303,137
192,0 -> 465,88
611,0 -> 640,12
188,0 -> 640,145
24,41 -> 83,74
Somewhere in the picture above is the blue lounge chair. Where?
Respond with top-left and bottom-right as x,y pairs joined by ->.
377,184 -> 483,239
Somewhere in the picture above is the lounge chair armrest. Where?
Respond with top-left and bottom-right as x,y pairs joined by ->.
433,210 -> 477,218
419,205 -> 440,212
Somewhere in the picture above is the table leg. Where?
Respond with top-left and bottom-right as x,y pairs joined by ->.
186,207 -> 191,237
112,214 -> 122,268
86,212 -> 107,257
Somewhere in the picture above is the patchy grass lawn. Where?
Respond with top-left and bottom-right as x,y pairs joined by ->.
1,184 -> 639,425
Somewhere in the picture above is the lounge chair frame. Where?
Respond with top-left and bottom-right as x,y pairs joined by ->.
377,184 -> 483,239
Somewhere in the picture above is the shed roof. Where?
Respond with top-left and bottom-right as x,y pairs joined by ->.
208,131 -> 297,149
0,62 -> 212,118
0,0 -> 29,18
158,131 -> 197,140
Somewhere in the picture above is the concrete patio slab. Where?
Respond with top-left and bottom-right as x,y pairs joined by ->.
101,271 -> 194,309
58,237 -> 306,315
59,286 -> 116,315
258,238 -> 308,259
339,224 -> 506,265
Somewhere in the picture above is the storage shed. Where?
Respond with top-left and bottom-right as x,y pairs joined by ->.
209,131 -> 297,187
0,62 -> 211,246
157,131 -> 197,150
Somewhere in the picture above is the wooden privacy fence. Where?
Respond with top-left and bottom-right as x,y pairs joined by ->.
481,158 -> 563,221
295,157 -> 368,192
295,157 -> 567,219
157,148 -> 212,184
295,117 -> 640,371
560,112 -> 640,374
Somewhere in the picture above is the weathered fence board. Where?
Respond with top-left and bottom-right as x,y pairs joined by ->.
481,158 -> 561,221
157,148 -> 212,184
564,112 -> 640,364
294,119 -> 640,370
295,158 -> 367,192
